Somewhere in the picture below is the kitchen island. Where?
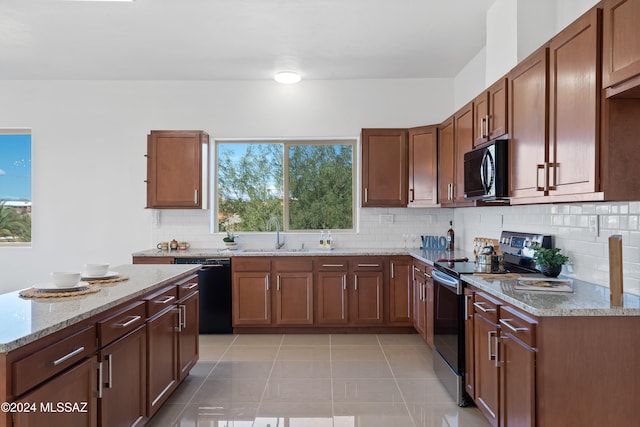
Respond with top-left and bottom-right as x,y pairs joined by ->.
0,264 -> 200,427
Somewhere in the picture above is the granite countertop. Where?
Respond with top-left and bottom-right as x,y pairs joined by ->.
463,274 -> 640,317
0,264 -> 200,353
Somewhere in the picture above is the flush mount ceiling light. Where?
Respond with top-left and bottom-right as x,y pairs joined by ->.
274,71 -> 301,84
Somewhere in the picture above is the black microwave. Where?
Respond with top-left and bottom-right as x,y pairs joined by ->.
463,139 -> 508,200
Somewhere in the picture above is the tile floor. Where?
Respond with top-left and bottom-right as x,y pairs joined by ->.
148,334 -> 490,427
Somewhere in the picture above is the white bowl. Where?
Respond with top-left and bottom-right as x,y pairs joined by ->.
84,263 -> 109,276
50,272 -> 82,287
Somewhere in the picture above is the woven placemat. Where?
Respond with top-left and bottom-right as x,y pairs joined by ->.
472,273 -> 521,280
84,275 -> 129,285
20,284 -> 101,299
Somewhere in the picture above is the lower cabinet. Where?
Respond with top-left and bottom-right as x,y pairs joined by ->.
177,290 -> 199,381
316,269 -> 349,324
146,306 -> 179,418
389,257 -> 413,325
473,297 -> 501,427
12,357 -> 98,427
411,260 -> 433,346
464,287 -> 476,400
273,259 -> 314,325
232,270 -> 272,325
350,259 -> 384,325
99,326 -> 147,427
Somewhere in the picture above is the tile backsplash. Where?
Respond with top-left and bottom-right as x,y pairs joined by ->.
151,201 -> 640,295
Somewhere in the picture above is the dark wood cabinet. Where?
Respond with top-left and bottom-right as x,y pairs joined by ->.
274,271 -> 314,325
388,257 -> 412,325
464,287 -> 475,400
508,46 -> 549,202
349,259 -> 385,325
361,128 -> 408,207
146,130 -> 209,209
437,116 -> 455,205
547,7 -> 601,199
454,101 -> 474,204
474,78 -> 508,145
12,357 -> 98,427
132,256 -> 175,264
408,125 -> 438,207
177,290 -> 199,381
412,263 -> 426,338
232,271 -> 271,325
603,0 -> 640,91
146,305 -> 179,417
316,270 -> 349,324
424,272 -> 434,347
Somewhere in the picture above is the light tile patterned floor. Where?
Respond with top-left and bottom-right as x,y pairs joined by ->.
148,334 -> 490,427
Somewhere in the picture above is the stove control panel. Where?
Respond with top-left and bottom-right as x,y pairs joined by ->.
498,231 -> 552,258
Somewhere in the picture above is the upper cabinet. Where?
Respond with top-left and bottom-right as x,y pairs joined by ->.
603,0 -> 640,94
408,125 -> 438,207
474,78 -> 508,145
361,128 -> 408,207
146,130 -> 209,209
437,116 -> 455,206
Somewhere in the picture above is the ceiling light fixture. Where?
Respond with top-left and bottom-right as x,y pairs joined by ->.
274,71 -> 301,84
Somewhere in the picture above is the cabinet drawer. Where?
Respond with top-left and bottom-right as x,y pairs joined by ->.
144,285 -> 178,318
473,292 -> 501,323
349,257 -> 384,270
176,273 -> 199,300
233,257 -> 270,271
273,258 -> 313,271
499,305 -> 537,347
315,258 -> 348,271
97,301 -> 146,347
12,325 -> 96,397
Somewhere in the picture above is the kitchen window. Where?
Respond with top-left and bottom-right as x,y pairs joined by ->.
216,139 -> 356,232
0,130 -> 32,246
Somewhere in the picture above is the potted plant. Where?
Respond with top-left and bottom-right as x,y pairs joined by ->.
533,247 -> 569,277
221,214 -> 242,249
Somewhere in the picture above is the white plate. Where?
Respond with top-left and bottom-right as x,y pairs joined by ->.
33,282 -> 90,292
81,271 -> 119,280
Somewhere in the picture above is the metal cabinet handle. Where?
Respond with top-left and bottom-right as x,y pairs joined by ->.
277,275 -> 281,291
409,188 -> 415,202
536,163 -> 549,192
53,346 -> 85,366
464,294 -> 472,320
194,189 -> 198,204
354,276 -> 358,291
322,264 -> 345,268
357,263 -> 380,268
419,282 -> 424,301
495,335 -> 502,367
115,315 -> 142,328
364,187 -> 368,203
105,354 -> 113,389
342,275 -> 347,291
265,275 -> 270,291
96,361 -> 103,399
391,263 -> 395,279
180,304 -> 187,330
500,318 -> 528,333
183,282 -> 198,290
473,301 -> 496,313
488,331 -> 497,361
154,295 -> 175,304
485,114 -> 490,138
424,272 -> 432,279
548,162 -> 559,191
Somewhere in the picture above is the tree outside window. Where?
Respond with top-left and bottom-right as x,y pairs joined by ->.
0,131 -> 32,245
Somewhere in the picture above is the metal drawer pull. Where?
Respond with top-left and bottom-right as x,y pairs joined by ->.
500,318 -> 528,332
342,275 -> 347,291
357,264 -> 380,267
424,273 -> 432,279
154,295 -> 175,304
277,275 -> 281,291
391,263 -> 395,278
322,264 -> 345,268
473,301 -> 496,313
464,294 -> 472,320
354,277 -> 358,291
115,315 -> 142,328
105,354 -> 113,389
53,346 -> 85,366
183,283 -> 198,290
96,361 -> 103,399
488,331 -> 497,361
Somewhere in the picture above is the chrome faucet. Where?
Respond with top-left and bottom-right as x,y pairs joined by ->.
266,216 -> 285,249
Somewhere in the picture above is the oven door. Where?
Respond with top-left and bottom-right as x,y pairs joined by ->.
432,269 -> 464,373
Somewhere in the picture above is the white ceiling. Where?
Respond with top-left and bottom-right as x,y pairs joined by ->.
0,0 -> 497,80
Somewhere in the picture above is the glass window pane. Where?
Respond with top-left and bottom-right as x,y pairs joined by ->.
0,132 -> 32,245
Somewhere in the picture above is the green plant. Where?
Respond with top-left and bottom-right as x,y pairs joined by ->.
533,247 -> 569,268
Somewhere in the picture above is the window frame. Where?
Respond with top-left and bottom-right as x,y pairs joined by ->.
213,137 -> 358,233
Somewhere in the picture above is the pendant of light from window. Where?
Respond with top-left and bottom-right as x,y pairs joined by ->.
274,71 -> 301,84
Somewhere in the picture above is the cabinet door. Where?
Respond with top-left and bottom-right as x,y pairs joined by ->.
13,357 -> 98,427
474,314 -> 500,427
464,288 -> 475,400
508,47 -> 549,201
548,8 -> 600,197
499,335 -> 535,427
489,78 -> 508,141
438,116 -> 455,205
316,271 -> 349,324
361,128 -> 408,207
474,92 -> 490,145
389,258 -> 412,325
178,291 -> 199,380
100,326 -> 146,427
408,125 -> 438,207
424,276 -> 434,347
351,271 -> 384,324
274,272 -> 313,325
232,271 -> 271,325
603,0 -> 640,89
454,101 -> 474,203
412,266 -> 426,337
147,307 -> 178,417
146,130 -> 208,208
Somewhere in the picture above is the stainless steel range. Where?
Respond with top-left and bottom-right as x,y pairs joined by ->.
431,230 -> 551,407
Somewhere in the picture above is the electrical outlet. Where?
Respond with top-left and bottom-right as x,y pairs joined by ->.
379,214 -> 394,224
588,215 -> 599,236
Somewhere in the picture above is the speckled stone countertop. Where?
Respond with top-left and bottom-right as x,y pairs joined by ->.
463,274 -> 640,317
0,264 -> 200,353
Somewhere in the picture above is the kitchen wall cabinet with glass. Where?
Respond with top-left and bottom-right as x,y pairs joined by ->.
146,130 -> 209,209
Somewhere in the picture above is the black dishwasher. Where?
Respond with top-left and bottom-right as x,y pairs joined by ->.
174,258 -> 232,334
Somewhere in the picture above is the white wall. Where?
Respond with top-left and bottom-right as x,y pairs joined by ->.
0,78 -> 453,294
454,47 -> 486,111
556,0 -> 601,32
485,0 -> 518,85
